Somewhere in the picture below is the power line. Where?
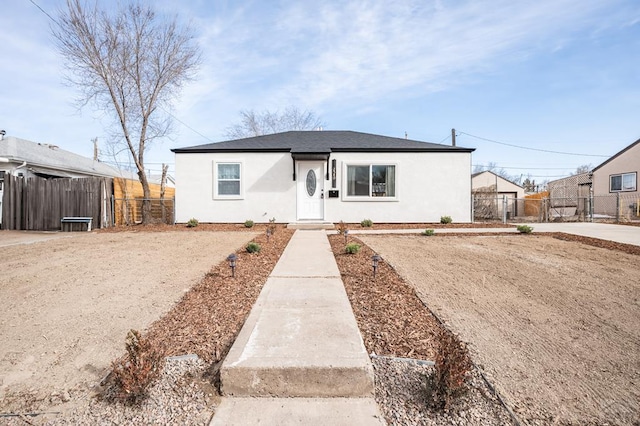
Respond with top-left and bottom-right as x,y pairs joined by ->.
438,134 -> 451,144
159,106 -> 216,143
28,0 -> 57,24
460,131 -> 610,158
472,165 -> 575,170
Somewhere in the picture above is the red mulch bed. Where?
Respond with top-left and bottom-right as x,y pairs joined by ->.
328,234 -> 442,360
142,226 -> 294,365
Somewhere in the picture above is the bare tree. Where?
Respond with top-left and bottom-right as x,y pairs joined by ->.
52,0 -> 200,224
571,164 -> 592,175
225,107 -> 325,139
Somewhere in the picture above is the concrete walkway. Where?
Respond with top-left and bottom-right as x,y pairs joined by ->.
211,230 -> 385,425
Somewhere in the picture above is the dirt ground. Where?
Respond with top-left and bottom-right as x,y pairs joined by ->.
360,234 -> 640,425
0,230 -> 257,413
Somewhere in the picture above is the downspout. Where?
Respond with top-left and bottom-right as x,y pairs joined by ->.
13,161 -> 27,174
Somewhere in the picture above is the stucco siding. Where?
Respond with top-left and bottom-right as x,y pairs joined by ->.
175,151 -> 472,223
593,142 -> 640,197
175,152 -> 297,223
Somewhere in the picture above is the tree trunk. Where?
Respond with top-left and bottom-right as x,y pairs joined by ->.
138,170 -> 153,224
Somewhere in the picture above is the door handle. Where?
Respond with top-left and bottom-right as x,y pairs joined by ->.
320,189 -> 324,199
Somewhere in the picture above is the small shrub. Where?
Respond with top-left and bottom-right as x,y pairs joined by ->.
108,330 -> 163,404
186,218 -> 199,228
345,243 -> 361,254
422,229 -> 435,236
244,220 -> 254,228
360,219 -> 373,228
440,216 -> 452,224
427,329 -> 472,410
517,224 -> 533,234
337,220 -> 347,235
268,217 -> 277,235
246,242 -> 261,253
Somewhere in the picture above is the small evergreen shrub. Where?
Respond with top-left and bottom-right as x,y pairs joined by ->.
246,242 -> 261,253
517,224 -> 533,234
268,217 -> 277,234
422,229 -> 435,236
360,219 -> 373,228
345,243 -> 361,254
440,216 -> 452,224
244,220 -> 254,228
186,218 -> 199,228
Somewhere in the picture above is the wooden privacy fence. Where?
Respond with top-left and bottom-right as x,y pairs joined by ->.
1,175 -> 113,230
112,177 -> 175,225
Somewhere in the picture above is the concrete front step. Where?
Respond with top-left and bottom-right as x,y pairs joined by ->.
287,222 -> 335,230
210,397 -> 386,426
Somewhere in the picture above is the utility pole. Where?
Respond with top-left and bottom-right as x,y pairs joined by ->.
92,137 -> 99,161
451,128 -> 456,147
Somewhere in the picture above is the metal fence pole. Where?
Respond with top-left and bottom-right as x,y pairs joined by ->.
471,194 -> 475,223
616,192 -> 620,223
502,195 -> 508,224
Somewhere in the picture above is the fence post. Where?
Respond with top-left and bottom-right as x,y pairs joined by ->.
616,192 -> 620,223
502,195 -> 508,224
173,197 -> 176,225
589,190 -> 594,222
471,194 -> 475,223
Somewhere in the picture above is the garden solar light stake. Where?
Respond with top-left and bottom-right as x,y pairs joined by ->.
266,227 -> 271,242
227,253 -> 237,277
344,229 -> 349,244
372,254 -> 381,279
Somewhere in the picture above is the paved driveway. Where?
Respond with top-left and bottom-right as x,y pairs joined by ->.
0,230 -> 80,247
520,222 -> 640,246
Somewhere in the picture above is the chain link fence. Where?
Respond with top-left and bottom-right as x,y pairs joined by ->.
473,193 -> 640,223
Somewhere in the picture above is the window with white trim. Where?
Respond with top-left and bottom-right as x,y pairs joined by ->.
346,164 -> 396,198
214,162 -> 242,198
610,172 -> 636,192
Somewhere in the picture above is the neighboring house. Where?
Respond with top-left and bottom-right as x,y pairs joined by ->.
0,135 -> 175,228
547,137 -> 640,220
172,130 -> 475,224
0,135 -> 121,227
591,137 -> 639,219
0,135 -> 120,179
471,170 -> 525,219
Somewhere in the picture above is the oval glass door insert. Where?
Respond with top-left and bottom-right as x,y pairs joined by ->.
306,169 -> 317,196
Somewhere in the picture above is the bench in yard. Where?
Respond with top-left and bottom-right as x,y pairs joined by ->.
61,216 -> 93,232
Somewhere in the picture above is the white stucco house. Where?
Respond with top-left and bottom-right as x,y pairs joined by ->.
172,130 -> 475,224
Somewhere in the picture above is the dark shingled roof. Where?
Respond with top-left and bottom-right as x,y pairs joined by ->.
171,130 -> 474,154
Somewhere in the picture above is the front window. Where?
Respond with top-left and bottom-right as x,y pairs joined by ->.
346,164 -> 396,198
610,172 -> 636,192
214,162 -> 242,198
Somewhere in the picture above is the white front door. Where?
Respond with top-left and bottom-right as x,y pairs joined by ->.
297,162 -> 324,220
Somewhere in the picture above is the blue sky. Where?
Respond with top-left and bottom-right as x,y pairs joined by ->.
1,0 -> 639,183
